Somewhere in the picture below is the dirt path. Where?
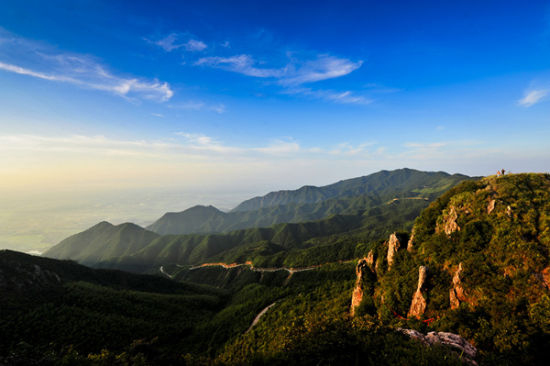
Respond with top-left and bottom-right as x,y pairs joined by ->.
246,302 -> 277,333
159,265 -> 174,279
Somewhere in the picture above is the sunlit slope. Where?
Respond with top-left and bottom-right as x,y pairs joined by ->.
232,168 -> 469,212
148,168 -> 472,235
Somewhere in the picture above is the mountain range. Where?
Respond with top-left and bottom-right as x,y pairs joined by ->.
44,169 -> 473,270
147,168 -> 469,235
3,171 -> 549,365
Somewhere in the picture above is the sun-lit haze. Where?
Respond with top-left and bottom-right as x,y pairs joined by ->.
1,1 -> 549,252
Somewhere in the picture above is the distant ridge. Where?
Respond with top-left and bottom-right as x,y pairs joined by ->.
232,168 -> 469,212
147,168 -> 472,235
147,205 -> 226,235
44,169 -> 474,270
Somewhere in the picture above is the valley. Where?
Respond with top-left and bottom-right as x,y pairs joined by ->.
1,169 -> 549,365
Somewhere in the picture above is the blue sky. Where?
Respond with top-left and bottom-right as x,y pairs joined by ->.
1,0 -> 550,199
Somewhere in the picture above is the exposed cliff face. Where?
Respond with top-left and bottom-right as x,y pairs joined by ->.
437,205 -> 460,235
408,266 -> 428,318
407,228 -> 415,252
386,233 -> 401,269
351,256 -> 376,316
399,328 -> 477,365
351,259 -> 367,316
348,174 -> 550,363
386,232 -> 409,270
449,262 -> 467,309
487,199 -> 496,214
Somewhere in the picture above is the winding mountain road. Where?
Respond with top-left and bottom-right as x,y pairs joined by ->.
247,302 -> 277,333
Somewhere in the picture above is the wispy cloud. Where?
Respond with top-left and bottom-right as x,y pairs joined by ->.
329,142 -> 374,156
0,30 -> 173,102
195,54 -> 284,78
518,89 -> 548,107
195,54 -> 362,86
148,33 -> 207,52
168,101 -> 226,114
284,87 -> 372,105
0,133 -> 373,160
279,55 -> 363,86
253,140 -> 301,155
195,53 -> 366,104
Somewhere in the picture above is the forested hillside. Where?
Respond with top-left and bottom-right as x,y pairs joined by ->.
3,173 -> 549,365
148,168 -> 471,235
45,169 -> 473,271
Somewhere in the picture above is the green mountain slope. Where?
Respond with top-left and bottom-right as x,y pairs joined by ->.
344,173 -> 550,365
96,199 -> 429,272
147,168 -> 471,235
147,205 -> 227,235
45,169 -> 473,270
0,250 -> 227,363
43,221 -> 159,265
232,168 -> 469,212
0,250 -> 468,365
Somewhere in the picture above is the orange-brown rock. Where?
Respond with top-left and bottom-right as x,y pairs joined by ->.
350,258 -> 370,316
366,250 -> 375,268
408,266 -> 428,318
437,206 -> 460,236
449,263 -> 467,309
386,232 -> 402,270
542,267 -> 550,290
487,199 -> 496,214
407,228 -> 415,252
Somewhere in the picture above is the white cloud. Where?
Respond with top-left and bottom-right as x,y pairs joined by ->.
329,142 -> 374,156
518,89 -> 548,107
284,87 -> 372,105
184,39 -> 207,52
195,54 -> 284,78
0,31 -> 173,102
149,33 -> 207,52
169,101 -> 206,110
279,55 -> 363,86
404,142 -> 447,149
168,101 -> 226,113
152,33 -> 181,52
195,53 -> 365,104
210,104 -> 226,114
253,140 -> 301,155
195,54 -> 362,86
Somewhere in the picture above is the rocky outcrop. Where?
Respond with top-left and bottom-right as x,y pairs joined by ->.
487,199 -> 496,214
437,206 -> 460,235
407,228 -> 415,252
408,266 -> 428,318
351,258 -> 368,316
386,232 -> 402,270
542,267 -> 550,290
351,257 -> 376,316
398,328 -> 477,365
449,263 -> 467,309
365,250 -> 375,268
